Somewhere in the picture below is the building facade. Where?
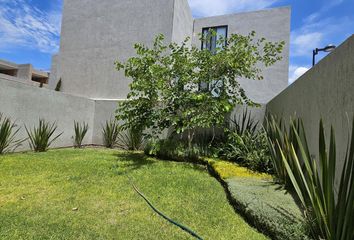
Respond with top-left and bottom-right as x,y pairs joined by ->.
0,59 -> 49,87
50,0 -> 290,104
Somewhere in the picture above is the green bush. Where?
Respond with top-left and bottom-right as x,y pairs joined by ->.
73,121 -> 89,148
221,109 -> 273,173
117,127 -> 145,151
102,119 -> 120,148
223,130 -> 272,173
0,113 -> 23,154
25,119 -> 63,152
144,139 -> 201,163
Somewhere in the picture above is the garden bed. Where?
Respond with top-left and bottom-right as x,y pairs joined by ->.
206,159 -> 311,240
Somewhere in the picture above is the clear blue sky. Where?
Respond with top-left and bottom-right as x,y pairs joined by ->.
0,0 -> 353,83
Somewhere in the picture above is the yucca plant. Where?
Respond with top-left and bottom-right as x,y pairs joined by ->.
117,127 -> 145,151
25,119 -> 63,152
73,121 -> 89,148
264,114 -> 302,186
0,113 -> 23,154
102,119 -> 120,148
280,119 -> 354,240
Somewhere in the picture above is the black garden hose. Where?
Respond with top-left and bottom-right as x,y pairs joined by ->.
128,177 -> 204,240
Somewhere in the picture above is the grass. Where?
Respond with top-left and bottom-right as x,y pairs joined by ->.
206,158 -> 311,240
0,148 -> 267,240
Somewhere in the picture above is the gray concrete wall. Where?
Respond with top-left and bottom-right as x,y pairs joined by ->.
193,7 -> 291,104
0,78 -> 96,151
0,73 -> 42,88
48,54 -> 61,90
92,100 -> 121,145
267,35 -> 354,174
231,104 -> 267,130
172,0 -> 194,44
57,0 -> 176,99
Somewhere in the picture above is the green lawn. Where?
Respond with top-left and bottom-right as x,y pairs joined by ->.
0,148 -> 267,240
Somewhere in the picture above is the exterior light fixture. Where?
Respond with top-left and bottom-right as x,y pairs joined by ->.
312,44 -> 336,66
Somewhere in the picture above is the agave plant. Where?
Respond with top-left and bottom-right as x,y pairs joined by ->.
74,121 -> 89,148
280,119 -> 354,240
117,127 -> 145,151
102,119 -> 120,148
25,119 -> 63,152
0,113 -> 23,154
227,108 -> 259,136
264,114 -> 302,186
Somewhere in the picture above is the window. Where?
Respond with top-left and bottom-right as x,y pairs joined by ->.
200,26 -> 228,96
202,26 -> 228,53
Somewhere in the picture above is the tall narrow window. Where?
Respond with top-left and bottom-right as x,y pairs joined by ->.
202,26 -> 228,53
200,26 -> 228,96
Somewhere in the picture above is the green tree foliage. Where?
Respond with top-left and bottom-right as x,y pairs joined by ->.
115,32 -> 284,146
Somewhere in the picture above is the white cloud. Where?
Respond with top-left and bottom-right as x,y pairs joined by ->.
290,0 -> 350,58
290,15 -> 353,58
289,65 -> 309,84
291,32 -> 323,56
188,0 -> 279,17
0,0 -> 61,54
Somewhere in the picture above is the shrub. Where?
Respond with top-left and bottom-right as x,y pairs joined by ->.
102,119 -> 120,148
55,79 -> 62,91
25,119 -> 63,152
145,139 -> 200,163
221,108 -> 272,173
278,119 -> 354,240
117,127 -> 145,151
223,130 -> 273,173
116,33 -> 284,149
0,113 -> 23,154
73,121 -> 89,148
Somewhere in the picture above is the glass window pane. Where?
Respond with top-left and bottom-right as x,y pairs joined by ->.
216,27 -> 227,49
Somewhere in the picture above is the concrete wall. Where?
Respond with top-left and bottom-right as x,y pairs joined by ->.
0,73 -> 43,88
49,54 -> 61,90
231,104 -> 267,130
193,7 -> 291,104
172,0 -> 194,44
57,0 -> 176,99
92,100 -> 120,145
267,35 -> 354,173
0,78 -> 96,151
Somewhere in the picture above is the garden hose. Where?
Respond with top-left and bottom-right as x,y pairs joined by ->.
128,177 -> 204,240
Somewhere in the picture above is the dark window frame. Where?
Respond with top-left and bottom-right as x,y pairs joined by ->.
201,25 -> 228,51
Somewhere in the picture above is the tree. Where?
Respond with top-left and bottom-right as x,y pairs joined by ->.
115,32 -> 284,147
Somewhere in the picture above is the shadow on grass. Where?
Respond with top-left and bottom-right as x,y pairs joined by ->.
111,151 -> 155,175
111,151 -> 208,176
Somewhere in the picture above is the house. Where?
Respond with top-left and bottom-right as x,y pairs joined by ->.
0,0 -> 353,164
50,0 -> 290,104
0,59 -> 49,87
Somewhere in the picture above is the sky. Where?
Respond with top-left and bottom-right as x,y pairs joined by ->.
0,0 -> 353,84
